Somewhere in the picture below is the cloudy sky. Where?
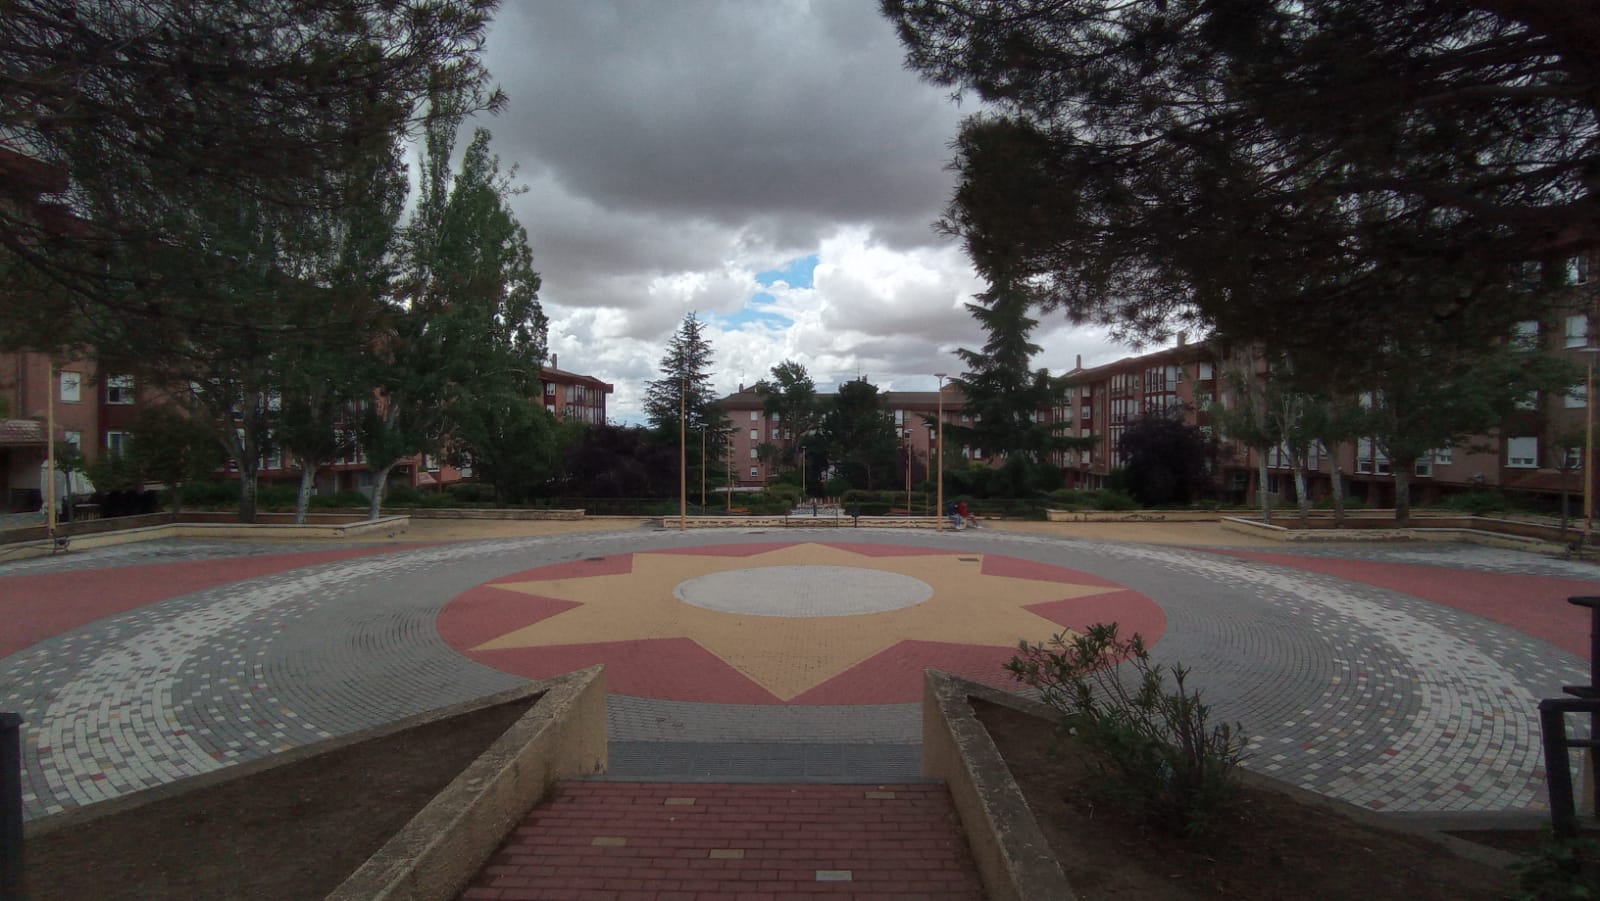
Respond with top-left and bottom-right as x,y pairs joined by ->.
472,0 -> 1139,422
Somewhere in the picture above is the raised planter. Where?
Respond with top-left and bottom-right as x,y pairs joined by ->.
922,669 -> 1528,901
23,666 -> 607,901
1219,514 -> 1584,555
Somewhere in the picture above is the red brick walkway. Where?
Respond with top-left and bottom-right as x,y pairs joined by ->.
460,782 -> 986,901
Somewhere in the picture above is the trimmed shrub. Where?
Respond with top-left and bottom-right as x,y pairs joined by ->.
1441,490 -> 1511,515
308,489 -> 369,509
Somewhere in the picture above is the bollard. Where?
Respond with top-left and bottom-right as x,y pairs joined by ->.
1,712 -> 21,901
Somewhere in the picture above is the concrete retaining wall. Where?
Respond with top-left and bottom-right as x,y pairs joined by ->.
329,665 -> 607,901
921,670 -> 1074,901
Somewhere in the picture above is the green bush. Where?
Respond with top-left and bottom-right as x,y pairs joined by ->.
446,482 -> 497,504
1313,494 -> 1367,510
1511,833 -> 1600,901
1090,489 -> 1138,510
309,489 -> 369,509
1441,490 -> 1511,515
384,485 -> 427,507
181,479 -> 241,508
1007,622 -> 1248,840
253,483 -> 299,511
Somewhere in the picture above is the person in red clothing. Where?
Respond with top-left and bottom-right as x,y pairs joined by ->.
956,500 -> 971,530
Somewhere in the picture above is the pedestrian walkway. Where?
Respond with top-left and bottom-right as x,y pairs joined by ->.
459,781 -> 985,900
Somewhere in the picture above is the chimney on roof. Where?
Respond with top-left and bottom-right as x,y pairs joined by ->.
1177,332 -> 1188,347
551,353 -> 557,368
1075,354 -> 1082,369
738,383 -> 744,393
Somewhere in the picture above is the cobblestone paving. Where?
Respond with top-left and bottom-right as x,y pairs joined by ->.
2,528 -> 1595,820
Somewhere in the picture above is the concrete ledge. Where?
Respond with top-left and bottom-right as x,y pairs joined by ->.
925,670 -> 1527,893
328,665 -> 607,901
1046,509 -> 1221,523
655,514 -> 954,530
398,507 -> 586,521
1218,515 -> 1580,556
0,516 -> 415,560
921,669 -> 1074,901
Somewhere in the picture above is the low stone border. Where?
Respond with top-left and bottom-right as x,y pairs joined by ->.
1046,509 -> 1222,523
0,516 -> 414,560
1218,515 -> 1584,556
655,514 -> 952,530
923,669 -> 1528,901
921,669 -> 1074,901
329,665 -> 606,901
391,507 -> 585,521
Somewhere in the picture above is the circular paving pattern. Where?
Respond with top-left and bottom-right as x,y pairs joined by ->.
3,527 -> 1598,821
673,565 -> 933,617
435,542 -> 1165,705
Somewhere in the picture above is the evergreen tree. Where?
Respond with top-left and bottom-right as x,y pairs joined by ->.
754,360 -> 822,473
818,378 -> 900,490
644,313 -> 725,445
944,272 -> 1091,477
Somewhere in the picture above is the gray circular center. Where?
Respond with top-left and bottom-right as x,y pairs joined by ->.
673,565 -> 934,617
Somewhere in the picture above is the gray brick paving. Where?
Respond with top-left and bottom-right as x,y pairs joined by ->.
2,528 -> 1596,819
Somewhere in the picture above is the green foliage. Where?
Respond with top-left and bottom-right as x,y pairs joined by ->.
1441,491 -> 1512,516
253,483 -> 300,511
824,474 -> 852,498
945,270 -> 1085,464
308,490 -> 370,509
126,406 -> 224,510
84,453 -> 142,494
1007,623 -> 1248,839
1510,833 -> 1600,901
180,480 -> 242,508
754,360 -> 821,474
644,313 -> 725,439
1116,416 -> 1218,506
556,424 -> 679,499
819,377 -> 901,490
1313,495 -> 1367,511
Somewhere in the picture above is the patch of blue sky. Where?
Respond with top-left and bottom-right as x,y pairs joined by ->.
755,254 -> 818,290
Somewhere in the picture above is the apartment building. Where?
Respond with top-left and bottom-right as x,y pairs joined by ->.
538,354 -> 613,425
1056,278 -> 1598,509
715,382 -> 972,489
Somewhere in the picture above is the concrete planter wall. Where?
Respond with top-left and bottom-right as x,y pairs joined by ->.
1045,509 -> 1221,523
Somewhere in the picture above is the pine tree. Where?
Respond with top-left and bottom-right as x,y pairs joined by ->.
644,313 -> 723,437
944,272 -> 1089,483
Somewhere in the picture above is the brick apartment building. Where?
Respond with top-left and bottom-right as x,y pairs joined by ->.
716,382 -> 975,490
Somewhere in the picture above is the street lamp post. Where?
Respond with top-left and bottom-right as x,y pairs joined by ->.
725,429 -> 733,513
700,425 -> 707,509
1584,345 -> 1599,547
904,432 -> 912,517
935,373 -> 947,532
679,378 -> 687,532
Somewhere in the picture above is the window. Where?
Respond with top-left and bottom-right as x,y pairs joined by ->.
1080,404 -> 1092,420
895,409 -> 904,424
106,374 -> 135,404
105,430 -> 130,458
1567,382 -> 1588,409
1507,436 -> 1538,468
424,454 -> 439,471
1197,362 -> 1214,380
1567,315 -> 1590,348
59,371 -> 81,403
1414,457 -> 1433,478
544,382 -> 556,396
1513,320 -> 1540,349
1566,446 -> 1584,470
1515,391 -> 1537,410
545,403 -> 555,413
62,430 -> 82,454
262,444 -> 282,471
1433,447 -> 1453,465
1571,255 -> 1592,285
750,410 -> 759,421
749,466 -> 758,478
749,448 -> 758,459
1357,437 -> 1390,475
749,428 -> 759,441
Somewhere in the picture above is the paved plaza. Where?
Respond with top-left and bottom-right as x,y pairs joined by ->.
1,520 -> 1597,821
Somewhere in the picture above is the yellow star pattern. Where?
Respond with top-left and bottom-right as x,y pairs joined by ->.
475,543 -> 1116,701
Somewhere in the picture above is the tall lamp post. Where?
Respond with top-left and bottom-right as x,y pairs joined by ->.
678,378 -> 687,532
935,372 -> 947,531
1584,342 -> 1599,546
700,425 -> 707,509
903,432 -> 912,518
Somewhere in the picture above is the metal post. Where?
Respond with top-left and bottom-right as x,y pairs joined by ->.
678,378 -> 686,532
1585,356 -> 1595,547
1543,700 -> 1580,840
935,373 -> 946,532
1,712 -> 22,901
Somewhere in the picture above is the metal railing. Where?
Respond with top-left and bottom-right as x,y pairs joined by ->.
1539,596 -> 1600,838
2,712 -> 21,901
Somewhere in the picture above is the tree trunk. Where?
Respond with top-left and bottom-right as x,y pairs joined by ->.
1560,476 -> 1572,539
1257,452 -> 1271,525
1393,468 -> 1412,526
368,464 -> 394,521
1293,464 -> 1310,526
238,465 -> 258,523
1330,465 -> 1346,528
293,462 -> 317,525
